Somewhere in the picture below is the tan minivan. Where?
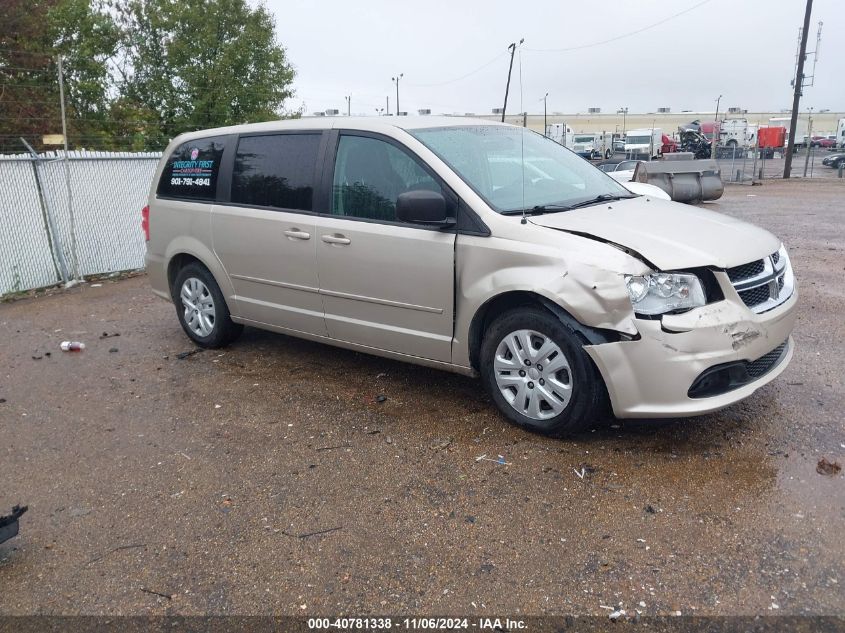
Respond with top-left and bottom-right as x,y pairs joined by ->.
144,117 -> 797,436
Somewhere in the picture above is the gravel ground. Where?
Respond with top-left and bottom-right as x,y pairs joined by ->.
0,179 -> 843,617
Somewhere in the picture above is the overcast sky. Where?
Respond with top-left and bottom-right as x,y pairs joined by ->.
267,0 -> 843,117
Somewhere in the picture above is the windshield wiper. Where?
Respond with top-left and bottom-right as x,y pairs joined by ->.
566,193 -> 636,210
500,203 -> 573,216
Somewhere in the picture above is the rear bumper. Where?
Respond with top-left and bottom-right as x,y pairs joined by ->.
145,252 -> 170,300
585,289 -> 798,418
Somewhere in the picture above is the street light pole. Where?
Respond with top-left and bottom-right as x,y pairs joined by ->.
392,74 -> 403,116
618,107 -> 628,136
345,95 -> 351,116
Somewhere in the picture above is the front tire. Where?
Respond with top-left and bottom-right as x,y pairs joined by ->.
479,307 -> 607,436
171,263 -> 243,348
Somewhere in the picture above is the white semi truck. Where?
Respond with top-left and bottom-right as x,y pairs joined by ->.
624,128 -> 662,159
545,123 -> 573,148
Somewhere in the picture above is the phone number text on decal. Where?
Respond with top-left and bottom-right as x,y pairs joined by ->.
170,177 -> 211,187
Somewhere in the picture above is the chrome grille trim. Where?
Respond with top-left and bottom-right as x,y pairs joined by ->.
729,247 -> 794,314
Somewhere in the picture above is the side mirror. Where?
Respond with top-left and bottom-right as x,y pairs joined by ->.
396,190 -> 455,227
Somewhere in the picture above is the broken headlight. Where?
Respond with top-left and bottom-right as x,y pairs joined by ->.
625,272 -> 706,315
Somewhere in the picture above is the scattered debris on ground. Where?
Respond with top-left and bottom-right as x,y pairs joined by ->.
476,454 -> 510,465
375,394 -> 387,403
60,341 -> 85,352
175,348 -> 202,360
140,587 -> 172,600
281,526 -> 343,539
816,458 -> 842,476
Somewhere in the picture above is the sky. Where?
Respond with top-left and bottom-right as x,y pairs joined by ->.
266,0 -> 843,117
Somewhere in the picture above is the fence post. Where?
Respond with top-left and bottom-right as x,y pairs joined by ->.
20,138 -> 70,284
57,55 -> 80,280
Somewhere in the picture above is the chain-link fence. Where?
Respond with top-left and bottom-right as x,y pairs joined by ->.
0,150 -> 161,297
713,144 -> 845,184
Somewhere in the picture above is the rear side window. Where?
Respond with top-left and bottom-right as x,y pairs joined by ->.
157,136 -> 226,200
231,134 -> 321,211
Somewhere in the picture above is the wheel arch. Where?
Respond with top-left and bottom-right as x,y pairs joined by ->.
467,290 -> 624,372
164,238 -> 238,314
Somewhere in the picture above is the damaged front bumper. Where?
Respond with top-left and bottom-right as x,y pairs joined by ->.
584,279 -> 798,418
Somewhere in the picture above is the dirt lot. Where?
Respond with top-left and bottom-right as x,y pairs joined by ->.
0,179 -> 843,617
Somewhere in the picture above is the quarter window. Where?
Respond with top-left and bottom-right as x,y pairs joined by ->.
157,136 -> 226,200
231,134 -> 321,211
331,135 -> 442,221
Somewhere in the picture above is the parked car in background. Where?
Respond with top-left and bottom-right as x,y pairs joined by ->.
810,136 -> 835,149
145,117 -> 796,437
822,153 -> 845,169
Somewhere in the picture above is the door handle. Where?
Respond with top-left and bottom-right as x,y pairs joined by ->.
284,229 -> 311,240
321,234 -> 351,245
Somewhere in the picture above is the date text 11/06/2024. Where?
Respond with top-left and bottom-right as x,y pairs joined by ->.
307,618 -> 527,630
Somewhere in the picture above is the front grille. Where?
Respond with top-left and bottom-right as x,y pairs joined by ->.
727,259 -> 765,282
727,250 -> 791,314
738,284 -> 771,308
747,342 -> 788,378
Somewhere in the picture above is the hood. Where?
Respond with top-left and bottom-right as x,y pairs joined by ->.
529,196 -> 780,270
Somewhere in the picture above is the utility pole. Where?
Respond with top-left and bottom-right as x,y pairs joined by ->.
712,94 -> 722,159
541,93 -> 548,136
501,39 -> 523,123
784,0 -> 814,178
392,74 -> 403,116
345,95 -> 351,116
386,96 -> 389,116
57,55 -> 79,281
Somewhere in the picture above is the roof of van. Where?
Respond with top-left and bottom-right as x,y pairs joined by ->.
171,115 -> 508,142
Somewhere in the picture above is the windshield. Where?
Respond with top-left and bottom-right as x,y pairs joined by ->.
409,126 -> 629,213
574,135 -> 594,143
626,136 -> 651,145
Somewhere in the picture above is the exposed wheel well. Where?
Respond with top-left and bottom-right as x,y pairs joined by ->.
167,253 -> 204,291
467,291 -> 626,372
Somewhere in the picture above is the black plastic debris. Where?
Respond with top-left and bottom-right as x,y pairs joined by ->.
0,505 -> 28,545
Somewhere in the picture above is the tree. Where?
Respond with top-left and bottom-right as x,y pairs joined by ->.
114,0 -> 296,149
0,0 -> 296,152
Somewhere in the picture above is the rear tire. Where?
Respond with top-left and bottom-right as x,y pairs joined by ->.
171,262 -> 243,349
479,307 -> 607,437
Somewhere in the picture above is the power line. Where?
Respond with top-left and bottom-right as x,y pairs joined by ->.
404,51 -> 509,88
524,0 -> 714,53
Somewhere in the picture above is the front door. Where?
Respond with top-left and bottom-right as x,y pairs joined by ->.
314,133 -> 456,362
211,132 -> 326,335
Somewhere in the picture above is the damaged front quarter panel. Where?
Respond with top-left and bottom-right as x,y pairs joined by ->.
453,222 -> 649,367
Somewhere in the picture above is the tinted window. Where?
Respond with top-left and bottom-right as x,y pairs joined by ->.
157,136 -> 226,200
231,134 -> 320,211
331,135 -> 442,221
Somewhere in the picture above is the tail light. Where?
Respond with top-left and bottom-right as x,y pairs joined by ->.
141,205 -> 150,241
